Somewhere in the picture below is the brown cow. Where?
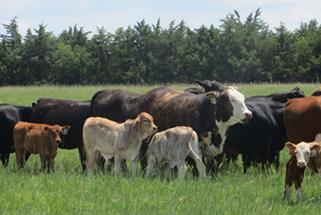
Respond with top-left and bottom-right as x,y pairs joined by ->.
284,96 -> 321,144
13,122 -> 70,172
283,140 -> 321,201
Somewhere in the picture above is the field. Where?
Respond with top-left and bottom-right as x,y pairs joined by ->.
1,83 -> 321,214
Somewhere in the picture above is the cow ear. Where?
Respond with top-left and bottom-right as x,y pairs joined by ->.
315,133 -> 321,142
62,125 -> 70,134
310,144 -> 321,157
285,142 -> 296,156
42,126 -> 51,135
206,92 -> 219,104
195,80 -> 210,89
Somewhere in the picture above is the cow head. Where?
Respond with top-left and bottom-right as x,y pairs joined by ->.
210,86 -> 252,124
44,125 -> 70,146
288,87 -> 305,99
135,112 -> 158,140
286,141 -> 321,168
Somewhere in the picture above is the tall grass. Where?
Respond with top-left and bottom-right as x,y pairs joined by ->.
0,83 -> 321,214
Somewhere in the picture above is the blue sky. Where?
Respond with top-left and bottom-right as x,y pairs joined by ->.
1,0 -> 321,36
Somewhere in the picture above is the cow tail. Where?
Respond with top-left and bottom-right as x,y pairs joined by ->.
188,131 -> 202,161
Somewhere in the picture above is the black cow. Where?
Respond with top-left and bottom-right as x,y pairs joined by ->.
0,104 -> 33,166
223,87 -> 305,173
184,79 -> 225,94
91,86 -> 252,171
31,98 -> 91,170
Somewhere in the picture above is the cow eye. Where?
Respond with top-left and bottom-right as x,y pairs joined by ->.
143,119 -> 149,124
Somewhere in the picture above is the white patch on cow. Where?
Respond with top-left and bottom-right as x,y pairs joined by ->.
296,187 -> 303,201
213,120 -> 234,155
226,86 -> 252,124
294,142 -> 311,167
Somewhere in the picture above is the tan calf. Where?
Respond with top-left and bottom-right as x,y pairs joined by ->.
146,126 -> 207,179
83,112 -> 157,175
13,122 -> 70,172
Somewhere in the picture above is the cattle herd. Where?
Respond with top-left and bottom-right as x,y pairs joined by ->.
1,80 -> 321,201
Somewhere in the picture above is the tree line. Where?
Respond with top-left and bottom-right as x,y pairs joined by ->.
0,9 -> 321,85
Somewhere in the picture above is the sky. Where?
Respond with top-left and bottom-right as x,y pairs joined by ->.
1,0 -> 321,36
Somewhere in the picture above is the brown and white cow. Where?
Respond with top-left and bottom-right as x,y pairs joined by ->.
283,140 -> 321,201
13,122 -> 70,172
145,126 -> 206,179
83,112 -> 157,175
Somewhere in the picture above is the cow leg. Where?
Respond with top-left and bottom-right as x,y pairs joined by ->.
189,153 -> 206,178
114,155 -> 123,175
283,184 -> 292,201
1,153 -> 10,167
294,167 -> 305,201
85,150 -> 99,174
78,146 -> 87,171
177,162 -> 186,180
40,155 -> 46,172
274,153 -> 280,173
131,158 -> 138,176
15,149 -> 25,168
145,156 -> 156,178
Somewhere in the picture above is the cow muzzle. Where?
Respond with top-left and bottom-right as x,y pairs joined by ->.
297,160 -> 306,168
241,111 -> 252,124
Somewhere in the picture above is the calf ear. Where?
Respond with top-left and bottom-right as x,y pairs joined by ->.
41,126 -> 51,135
310,144 -> 321,157
285,142 -> 296,156
206,92 -> 219,104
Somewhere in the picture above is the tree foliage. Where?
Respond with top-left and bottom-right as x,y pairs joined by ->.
1,9 -> 321,85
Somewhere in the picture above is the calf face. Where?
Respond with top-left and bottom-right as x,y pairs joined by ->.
286,141 -> 321,168
42,125 -> 70,148
135,112 -> 158,139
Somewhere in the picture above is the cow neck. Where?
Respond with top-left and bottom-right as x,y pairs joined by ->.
215,119 -> 233,153
124,120 -> 143,146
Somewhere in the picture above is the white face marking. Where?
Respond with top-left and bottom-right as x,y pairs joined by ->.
294,142 -> 311,167
226,86 -> 252,124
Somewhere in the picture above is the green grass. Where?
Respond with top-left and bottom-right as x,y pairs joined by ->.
1,83 -> 321,214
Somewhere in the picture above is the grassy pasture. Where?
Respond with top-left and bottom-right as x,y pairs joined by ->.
1,83 -> 321,214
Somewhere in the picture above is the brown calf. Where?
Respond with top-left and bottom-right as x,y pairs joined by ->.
284,140 -> 321,201
13,122 -> 70,172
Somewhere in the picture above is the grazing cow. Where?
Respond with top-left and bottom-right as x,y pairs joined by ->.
145,126 -> 206,179
184,79 -> 225,94
13,122 -> 70,172
31,98 -> 91,170
223,87 -> 305,173
0,104 -> 33,166
283,140 -> 321,201
83,112 -> 157,175
284,96 -> 321,144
